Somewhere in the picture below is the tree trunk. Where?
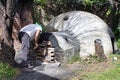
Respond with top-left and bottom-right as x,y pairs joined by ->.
0,0 -> 17,66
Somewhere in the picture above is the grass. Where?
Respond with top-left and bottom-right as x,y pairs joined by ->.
69,54 -> 120,80
0,62 -> 19,80
83,65 -> 120,80
67,54 -> 80,64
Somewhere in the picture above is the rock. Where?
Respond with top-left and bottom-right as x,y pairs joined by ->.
46,11 -> 117,60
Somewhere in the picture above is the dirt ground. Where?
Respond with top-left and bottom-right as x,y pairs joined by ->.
11,54 -> 120,80
65,57 -> 116,80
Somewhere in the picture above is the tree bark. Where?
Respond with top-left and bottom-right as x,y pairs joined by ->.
0,0 -> 17,66
1,0 -> 17,47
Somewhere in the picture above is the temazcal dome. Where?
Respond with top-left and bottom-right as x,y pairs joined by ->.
46,11 -> 117,59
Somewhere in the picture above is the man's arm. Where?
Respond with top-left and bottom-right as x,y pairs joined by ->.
34,29 -> 41,49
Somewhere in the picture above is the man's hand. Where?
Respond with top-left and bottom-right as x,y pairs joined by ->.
34,43 -> 39,50
34,29 -> 41,50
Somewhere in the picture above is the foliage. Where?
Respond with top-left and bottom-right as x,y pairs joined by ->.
33,0 -> 120,45
67,54 -> 80,64
33,6 -> 41,23
34,0 -> 46,5
0,62 -> 19,79
33,0 -> 48,32
67,54 -> 105,64
68,0 -> 108,7
116,25 -> 120,47
117,39 -> 120,48
82,55 -> 105,64
106,8 -> 111,16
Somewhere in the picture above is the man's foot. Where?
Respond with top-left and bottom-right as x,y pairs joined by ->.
20,67 -> 35,73
15,60 -> 28,68
15,60 -> 35,73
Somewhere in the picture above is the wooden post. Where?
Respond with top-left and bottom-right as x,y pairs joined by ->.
94,39 -> 107,61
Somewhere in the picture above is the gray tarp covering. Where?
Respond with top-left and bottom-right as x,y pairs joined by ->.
46,11 -> 117,59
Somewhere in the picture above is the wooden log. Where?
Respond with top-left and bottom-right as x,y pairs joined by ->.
47,47 -> 55,52
36,50 -> 44,53
36,53 -> 45,57
37,56 -> 45,61
35,40 -> 56,63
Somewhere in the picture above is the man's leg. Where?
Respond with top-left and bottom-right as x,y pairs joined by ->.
14,32 -> 29,65
15,33 -> 35,72
21,33 -> 30,62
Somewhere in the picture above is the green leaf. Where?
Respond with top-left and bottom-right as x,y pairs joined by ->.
106,9 -> 111,16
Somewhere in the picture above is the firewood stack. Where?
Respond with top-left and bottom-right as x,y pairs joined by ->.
35,40 -> 55,63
